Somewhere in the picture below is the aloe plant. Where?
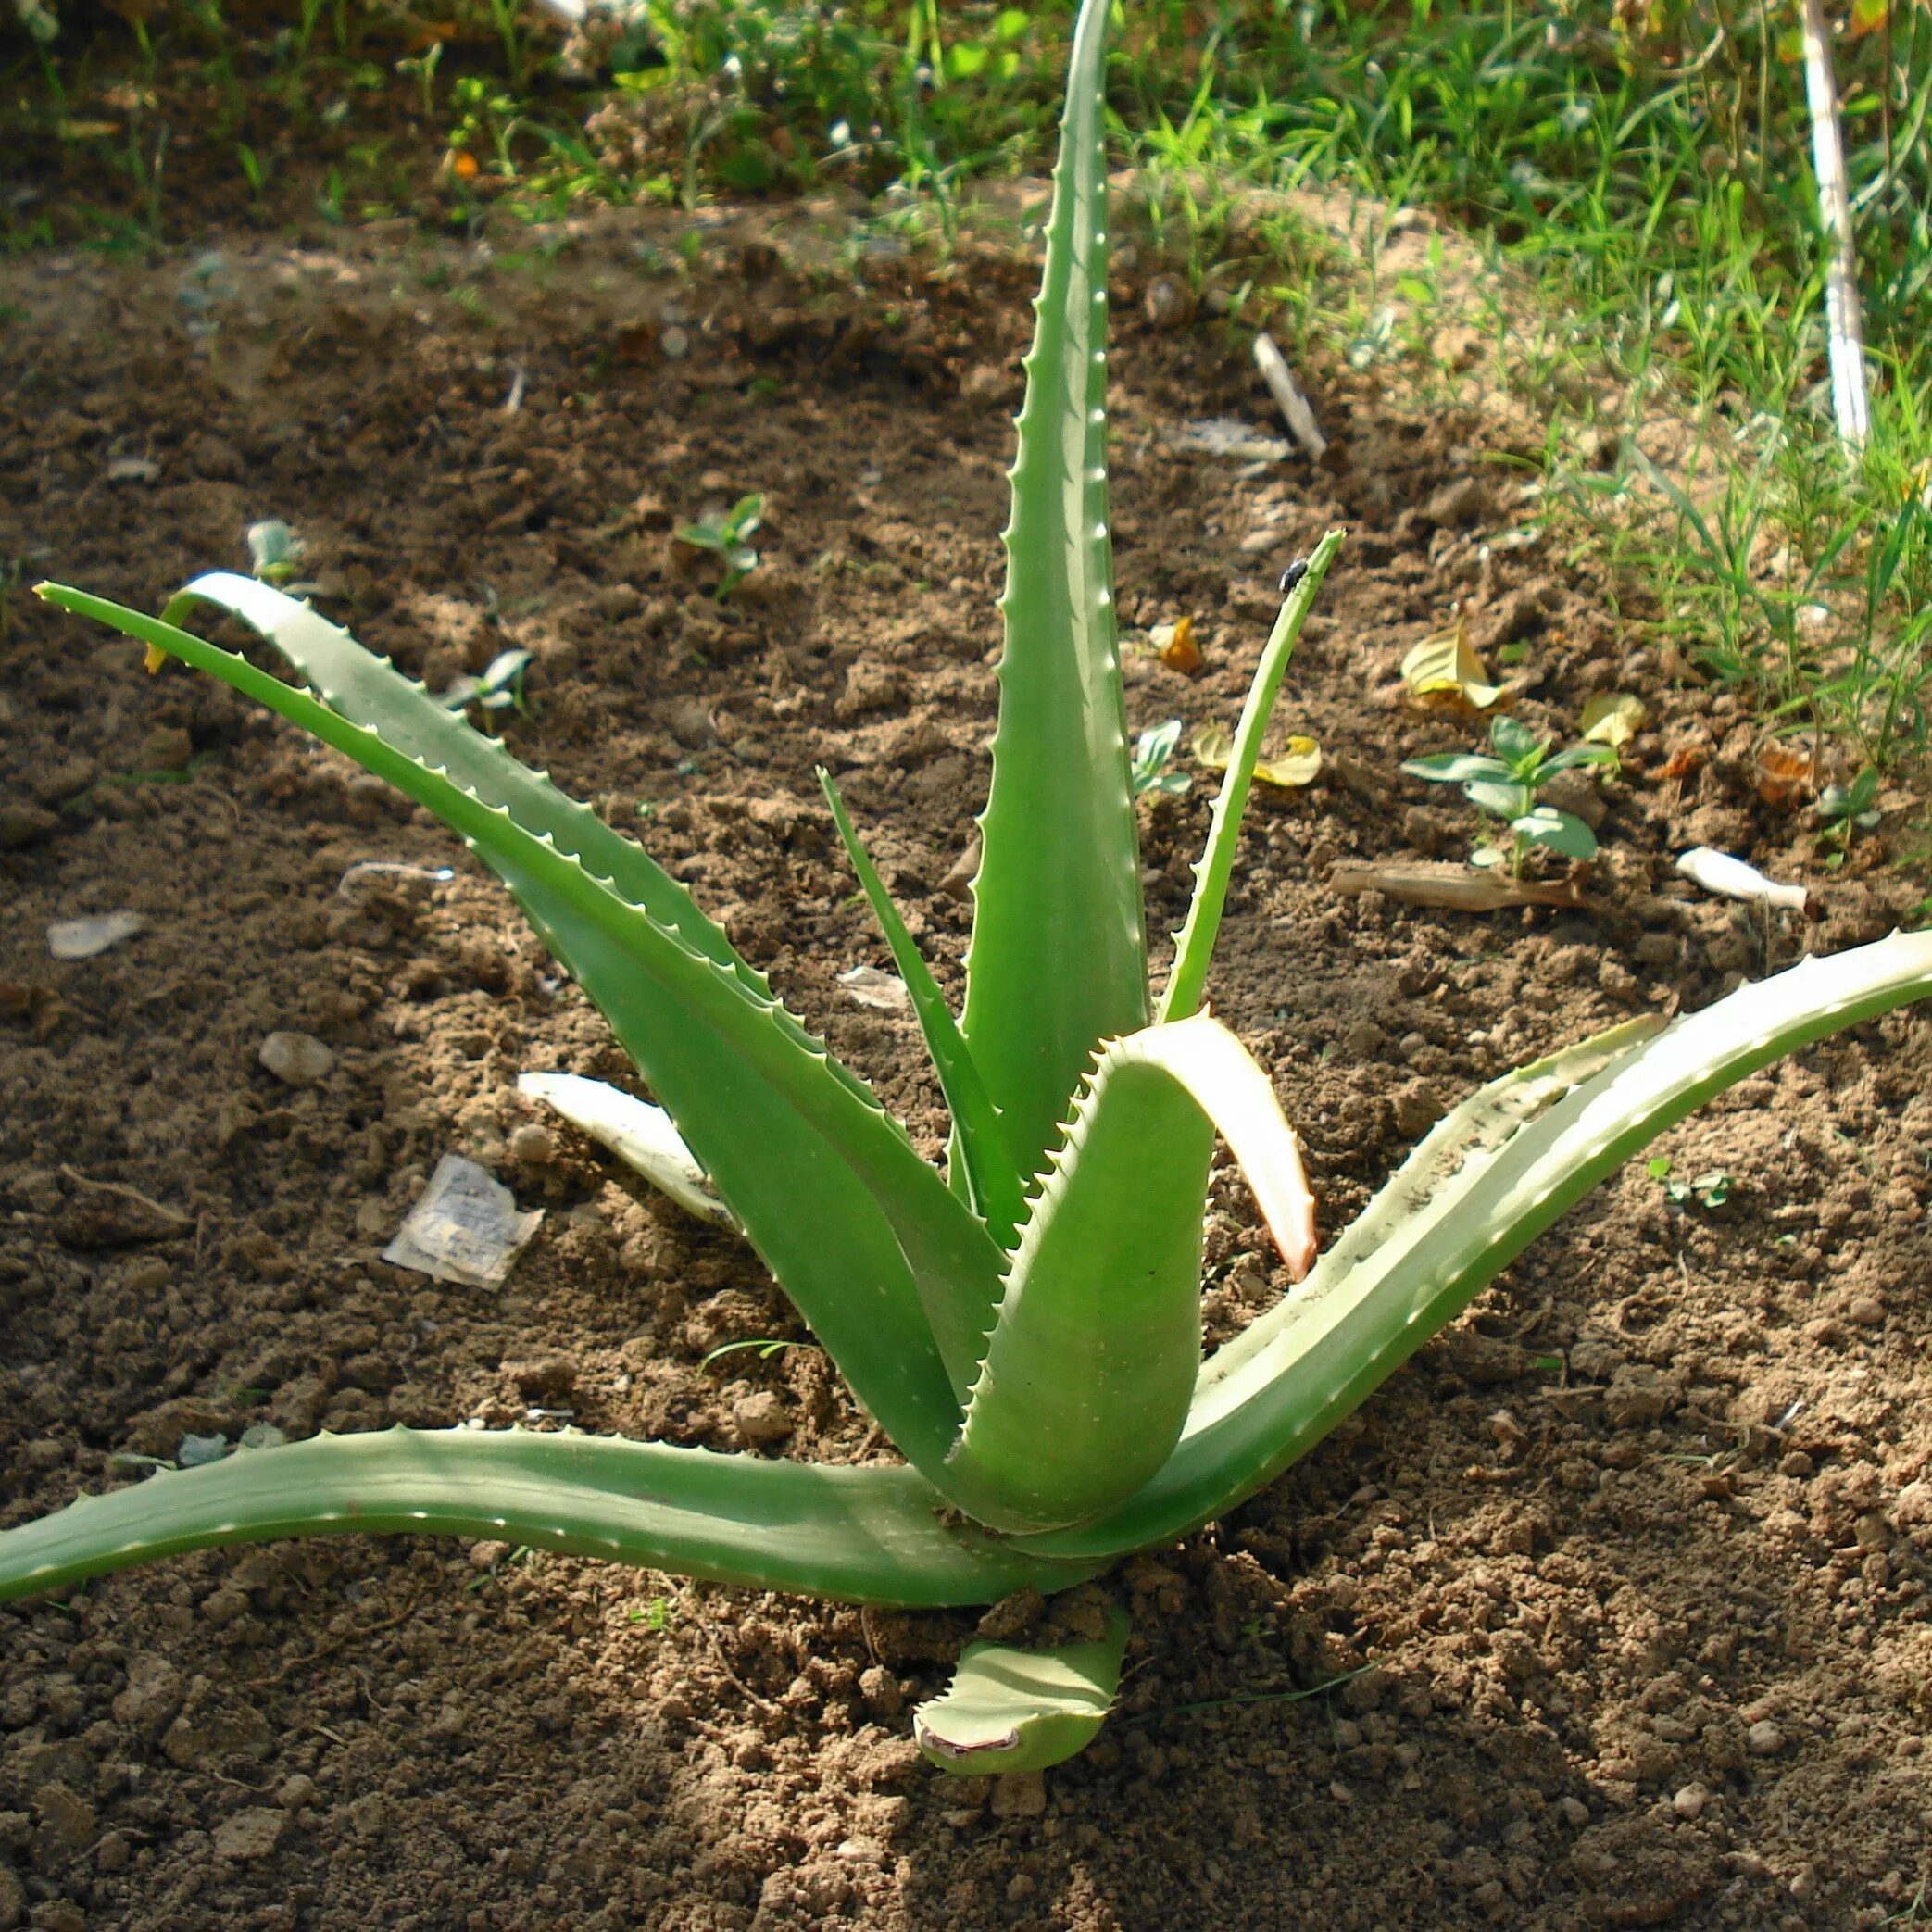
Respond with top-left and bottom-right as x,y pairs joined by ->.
14,0 -> 1932,1776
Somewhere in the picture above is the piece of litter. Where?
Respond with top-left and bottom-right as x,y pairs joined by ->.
838,965 -> 911,1012
105,457 -> 159,484
238,1423 -> 287,1450
1168,419 -> 1294,463
337,860 -> 456,897
382,1153 -> 543,1289
1329,861 -> 1591,913
47,910 -> 146,960
1675,847 -> 1819,920
503,363 -> 527,413
178,1433 -> 229,1468
517,1072 -> 738,1229
1252,333 -> 1328,459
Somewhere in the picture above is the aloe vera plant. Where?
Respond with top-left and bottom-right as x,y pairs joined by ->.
14,0 -> 1932,1776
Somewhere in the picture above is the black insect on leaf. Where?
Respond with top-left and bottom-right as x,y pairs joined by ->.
1279,557 -> 1311,595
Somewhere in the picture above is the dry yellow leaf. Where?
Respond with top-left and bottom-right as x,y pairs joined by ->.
1255,737 -> 1323,787
1190,723 -> 1321,788
1152,615 -> 1202,674
1399,613 -> 1508,712
1579,691 -> 1646,750
1191,722 -> 1233,771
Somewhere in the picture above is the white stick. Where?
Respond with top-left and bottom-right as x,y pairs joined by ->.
1799,0 -> 1871,448
1252,333 -> 1328,460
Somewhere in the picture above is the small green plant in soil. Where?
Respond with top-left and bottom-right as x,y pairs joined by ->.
1817,766 -> 1882,869
17,0 -> 1932,1778
438,645 -> 533,719
1129,719 -> 1190,798
673,491 -> 764,601
1402,714 -> 1614,875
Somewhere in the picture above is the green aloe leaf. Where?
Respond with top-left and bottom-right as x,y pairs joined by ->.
0,1428 -> 1103,1610
37,583 -> 1006,1482
915,1607 -> 1131,1775
1011,932 -> 1932,1558
1160,529 -> 1342,1023
945,1015 -> 1314,1532
819,769 -> 1025,1252
962,0 -> 1148,1181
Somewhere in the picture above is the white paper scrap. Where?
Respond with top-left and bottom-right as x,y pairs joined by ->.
838,965 -> 911,1012
382,1154 -> 543,1289
48,911 -> 147,960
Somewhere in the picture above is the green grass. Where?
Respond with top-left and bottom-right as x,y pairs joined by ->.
8,0 -> 1930,769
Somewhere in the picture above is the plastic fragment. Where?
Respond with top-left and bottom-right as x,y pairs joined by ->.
838,965 -> 910,1012
382,1154 -> 543,1289
1168,418 -> 1293,462
47,911 -> 146,959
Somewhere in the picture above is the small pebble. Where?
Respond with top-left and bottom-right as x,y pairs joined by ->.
1747,1720 -> 1785,1756
1845,1294 -> 1885,1326
1673,1784 -> 1708,1820
1559,1796 -> 1590,1826
258,1030 -> 336,1086
732,1390 -> 794,1448
508,1123 -> 557,1166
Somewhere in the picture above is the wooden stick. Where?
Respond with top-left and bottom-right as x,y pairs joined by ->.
1328,861 -> 1592,913
1799,0 -> 1871,448
1252,333 -> 1328,460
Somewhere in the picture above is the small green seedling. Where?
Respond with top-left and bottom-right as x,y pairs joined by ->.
700,1337 -> 798,1369
439,646 -> 533,717
674,492 -> 764,601
16,0 -> 1932,1780
1817,767 -> 1881,868
246,520 -> 304,586
1402,714 -> 1613,875
1130,719 -> 1191,797
1647,1156 -> 1733,1209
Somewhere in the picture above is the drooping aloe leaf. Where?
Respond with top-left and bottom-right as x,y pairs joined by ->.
37,584 -> 1007,1481
1160,530 -> 1344,1023
962,0 -> 1149,1182
1013,930 -> 1932,1559
516,1072 -> 738,1229
915,1607 -> 1131,1775
819,769 -> 1025,1252
944,1015 -> 1315,1532
0,1428 -> 1104,1611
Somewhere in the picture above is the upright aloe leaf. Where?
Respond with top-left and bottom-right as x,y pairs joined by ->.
0,1428 -> 1105,1610
915,1607 -> 1131,1775
944,1016 -> 1315,1532
37,585 -> 1008,1484
1012,930 -> 1932,1559
962,0 -> 1148,1181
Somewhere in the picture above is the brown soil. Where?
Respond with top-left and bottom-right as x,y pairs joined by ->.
4,207 -> 1932,1932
